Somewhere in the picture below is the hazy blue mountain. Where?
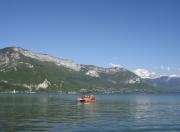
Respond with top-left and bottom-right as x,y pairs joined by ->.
145,76 -> 180,90
134,68 -> 180,92
0,47 -> 156,93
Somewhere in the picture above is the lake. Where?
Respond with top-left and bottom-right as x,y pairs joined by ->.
0,93 -> 180,131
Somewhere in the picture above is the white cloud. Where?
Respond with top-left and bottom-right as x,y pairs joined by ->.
178,68 -> 180,71
109,63 -> 122,68
166,66 -> 171,71
160,65 -> 165,70
160,65 -> 171,71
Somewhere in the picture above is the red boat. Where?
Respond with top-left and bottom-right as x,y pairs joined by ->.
77,95 -> 96,103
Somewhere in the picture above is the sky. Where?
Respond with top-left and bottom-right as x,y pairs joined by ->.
0,0 -> 180,76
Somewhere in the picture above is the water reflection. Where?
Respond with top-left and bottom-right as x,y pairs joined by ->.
77,102 -> 95,113
133,95 -> 152,120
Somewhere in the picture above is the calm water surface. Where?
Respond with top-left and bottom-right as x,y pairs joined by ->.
0,93 -> 180,131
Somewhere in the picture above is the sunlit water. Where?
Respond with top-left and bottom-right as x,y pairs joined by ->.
0,93 -> 180,131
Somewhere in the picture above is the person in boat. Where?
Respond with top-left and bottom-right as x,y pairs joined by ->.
81,95 -> 85,99
78,95 -> 96,102
90,95 -> 95,100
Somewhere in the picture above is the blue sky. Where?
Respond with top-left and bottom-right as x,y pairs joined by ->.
0,0 -> 180,75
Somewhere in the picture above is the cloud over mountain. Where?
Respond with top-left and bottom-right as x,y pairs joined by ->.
134,69 -> 160,79
109,63 -> 122,68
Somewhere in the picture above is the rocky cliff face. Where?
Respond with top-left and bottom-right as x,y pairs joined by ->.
0,47 -> 81,71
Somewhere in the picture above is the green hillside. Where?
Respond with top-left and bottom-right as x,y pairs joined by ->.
0,47 -> 156,93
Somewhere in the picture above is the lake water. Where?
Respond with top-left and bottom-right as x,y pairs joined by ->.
0,93 -> 180,131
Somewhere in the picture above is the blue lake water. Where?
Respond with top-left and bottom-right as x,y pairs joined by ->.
0,93 -> 180,131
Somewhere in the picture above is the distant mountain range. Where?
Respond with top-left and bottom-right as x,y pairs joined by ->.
134,69 -> 180,92
145,76 -> 180,90
0,47 -> 156,93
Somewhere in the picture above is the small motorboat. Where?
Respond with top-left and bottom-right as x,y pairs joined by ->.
77,95 -> 96,103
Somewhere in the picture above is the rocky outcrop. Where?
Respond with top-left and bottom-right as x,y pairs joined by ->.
13,47 -> 81,71
0,79 -> 51,90
36,79 -> 51,90
86,70 -> 100,77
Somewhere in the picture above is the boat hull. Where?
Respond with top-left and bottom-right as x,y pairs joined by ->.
77,97 -> 96,103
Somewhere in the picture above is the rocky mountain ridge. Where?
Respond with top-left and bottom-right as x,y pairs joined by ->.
0,47 -> 155,93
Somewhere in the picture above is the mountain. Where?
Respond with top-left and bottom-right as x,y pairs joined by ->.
134,69 -> 160,79
134,69 -> 180,92
145,76 -> 180,91
0,47 -> 155,93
